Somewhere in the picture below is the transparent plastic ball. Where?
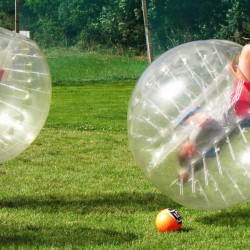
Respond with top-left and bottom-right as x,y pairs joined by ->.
128,40 -> 250,210
0,27 -> 51,163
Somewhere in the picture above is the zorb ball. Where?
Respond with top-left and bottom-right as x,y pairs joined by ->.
128,40 -> 250,210
0,27 -> 51,163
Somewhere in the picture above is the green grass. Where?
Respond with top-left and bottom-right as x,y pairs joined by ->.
0,50 -> 249,249
46,48 -> 148,85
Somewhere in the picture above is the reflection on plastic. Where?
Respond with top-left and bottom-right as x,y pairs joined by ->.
0,27 -> 51,163
128,40 -> 250,210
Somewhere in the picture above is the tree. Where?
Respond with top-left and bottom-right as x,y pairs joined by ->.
20,0 -> 145,53
147,0 -> 249,56
0,0 -> 15,30
216,0 -> 250,44
1,0 -> 248,55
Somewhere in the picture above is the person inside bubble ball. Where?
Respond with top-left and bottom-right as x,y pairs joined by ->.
178,43 -> 250,182
230,43 -> 250,119
177,108 -> 224,182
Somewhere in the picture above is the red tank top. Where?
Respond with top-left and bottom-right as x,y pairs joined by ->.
231,79 -> 250,118
0,69 -> 4,81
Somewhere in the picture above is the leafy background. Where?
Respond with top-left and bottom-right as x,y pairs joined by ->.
0,0 -> 249,56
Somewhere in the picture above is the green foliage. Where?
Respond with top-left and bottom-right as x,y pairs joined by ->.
147,0 -> 249,55
57,0 -> 106,46
20,0 -> 145,54
0,13 -> 14,31
0,0 -> 15,13
0,0 -> 15,30
216,0 -> 250,44
1,0 -> 249,55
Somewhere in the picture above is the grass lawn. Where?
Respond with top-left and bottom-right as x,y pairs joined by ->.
0,49 -> 249,249
46,48 -> 147,85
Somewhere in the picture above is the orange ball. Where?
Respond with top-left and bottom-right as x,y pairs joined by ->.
155,208 -> 182,232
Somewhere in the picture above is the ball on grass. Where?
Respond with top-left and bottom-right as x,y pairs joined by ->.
155,208 -> 182,232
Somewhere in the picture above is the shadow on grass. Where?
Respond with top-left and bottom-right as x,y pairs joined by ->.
0,192 -> 181,214
0,225 -> 137,247
0,192 -> 181,247
196,206 -> 250,227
